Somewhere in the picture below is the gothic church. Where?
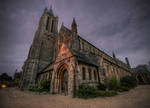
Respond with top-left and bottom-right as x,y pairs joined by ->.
20,8 -> 131,96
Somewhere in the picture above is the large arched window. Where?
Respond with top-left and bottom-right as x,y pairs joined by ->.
46,17 -> 49,30
51,20 -> 54,32
88,68 -> 92,80
82,67 -> 86,80
94,70 -> 97,80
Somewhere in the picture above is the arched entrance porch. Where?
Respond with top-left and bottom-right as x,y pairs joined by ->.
56,64 -> 68,95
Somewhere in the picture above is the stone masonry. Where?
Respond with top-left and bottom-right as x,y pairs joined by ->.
21,8 -> 131,97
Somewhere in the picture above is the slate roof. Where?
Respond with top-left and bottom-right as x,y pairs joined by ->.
71,49 -> 99,67
38,61 -> 54,74
59,26 -> 99,66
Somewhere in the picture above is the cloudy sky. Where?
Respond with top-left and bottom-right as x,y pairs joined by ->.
0,0 -> 150,76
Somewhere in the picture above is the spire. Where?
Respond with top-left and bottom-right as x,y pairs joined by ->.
61,22 -> 64,27
125,57 -> 131,68
49,6 -> 54,16
71,18 -> 77,33
60,22 -> 65,33
43,8 -> 48,15
72,18 -> 77,27
112,52 -> 116,58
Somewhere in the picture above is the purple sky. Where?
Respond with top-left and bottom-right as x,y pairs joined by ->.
0,0 -> 150,76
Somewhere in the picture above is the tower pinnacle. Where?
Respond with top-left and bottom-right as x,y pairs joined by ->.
125,57 -> 131,68
112,52 -> 116,58
43,8 -> 48,15
71,18 -> 77,33
49,6 -> 54,16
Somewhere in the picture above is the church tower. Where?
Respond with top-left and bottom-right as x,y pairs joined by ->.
20,8 -> 58,89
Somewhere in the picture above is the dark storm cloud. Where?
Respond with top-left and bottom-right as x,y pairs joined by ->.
0,0 -> 43,75
0,0 -> 150,76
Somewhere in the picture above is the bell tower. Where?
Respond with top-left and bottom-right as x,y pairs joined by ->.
20,8 -> 58,90
38,7 -> 58,34
46,8 -> 58,33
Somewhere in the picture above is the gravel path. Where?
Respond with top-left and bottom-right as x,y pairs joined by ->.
0,85 -> 150,108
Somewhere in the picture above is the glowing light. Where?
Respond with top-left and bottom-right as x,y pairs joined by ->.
1,84 -> 7,88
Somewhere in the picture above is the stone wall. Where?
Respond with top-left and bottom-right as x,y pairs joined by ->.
78,62 -> 99,86
77,36 -> 131,83
50,43 -> 76,96
38,70 -> 52,83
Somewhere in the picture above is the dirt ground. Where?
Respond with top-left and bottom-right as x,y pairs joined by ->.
0,85 -> 150,108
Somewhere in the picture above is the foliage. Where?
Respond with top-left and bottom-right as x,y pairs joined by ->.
118,86 -> 130,92
77,84 -> 118,99
28,80 -> 50,93
13,72 -> 22,86
107,77 -> 120,90
8,81 -> 19,87
77,84 -> 98,99
105,90 -> 118,96
97,90 -> 118,97
97,82 -> 106,90
96,90 -> 106,97
0,73 -> 17,87
120,76 -> 137,89
0,73 -> 12,81
28,84 -> 42,92
39,80 -> 50,91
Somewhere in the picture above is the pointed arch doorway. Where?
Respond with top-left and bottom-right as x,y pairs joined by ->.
61,69 -> 68,94
57,64 -> 68,95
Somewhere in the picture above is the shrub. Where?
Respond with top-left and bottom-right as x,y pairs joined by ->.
97,90 -> 106,97
8,81 -> 19,87
77,84 -> 98,99
28,84 -> 40,92
107,77 -> 119,90
77,84 -> 118,99
120,76 -> 137,89
97,83 -> 107,90
105,90 -> 118,97
119,86 -> 130,92
97,90 -> 118,97
106,90 -> 118,96
28,80 -> 50,93
39,80 -> 50,92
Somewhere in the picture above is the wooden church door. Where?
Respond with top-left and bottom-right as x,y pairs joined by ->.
61,69 -> 68,95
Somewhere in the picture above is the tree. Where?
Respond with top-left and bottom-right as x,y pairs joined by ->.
0,73 -> 12,81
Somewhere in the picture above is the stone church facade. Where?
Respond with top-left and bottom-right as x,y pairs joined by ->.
20,8 -> 131,97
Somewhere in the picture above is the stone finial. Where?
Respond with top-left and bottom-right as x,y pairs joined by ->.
59,22 -> 65,33
49,6 -> 54,16
125,57 -> 131,68
43,8 -> 48,15
71,17 -> 77,33
112,52 -> 116,58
